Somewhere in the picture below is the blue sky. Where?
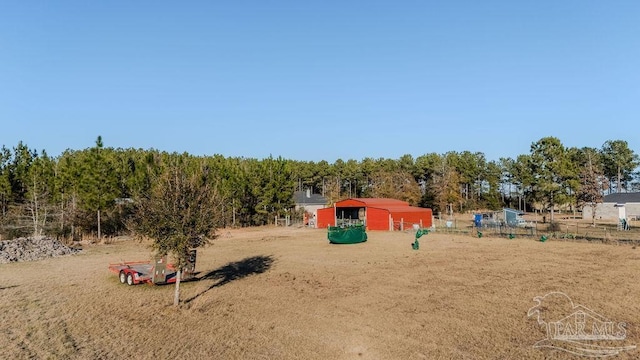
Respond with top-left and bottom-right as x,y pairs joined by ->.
1,1 -> 639,162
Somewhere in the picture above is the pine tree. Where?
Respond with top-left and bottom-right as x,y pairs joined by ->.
601,140 -> 639,193
529,137 -> 571,223
78,136 -> 119,239
253,156 -> 294,225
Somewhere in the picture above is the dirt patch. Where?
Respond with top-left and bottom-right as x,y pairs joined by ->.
0,237 -> 81,264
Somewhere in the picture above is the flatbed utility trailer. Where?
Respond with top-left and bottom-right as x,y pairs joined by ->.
108,250 -> 197,286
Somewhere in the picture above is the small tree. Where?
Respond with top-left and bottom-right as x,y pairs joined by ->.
131,158 -> 221,305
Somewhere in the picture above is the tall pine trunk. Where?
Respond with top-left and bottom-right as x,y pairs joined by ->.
173,269 -> 182,306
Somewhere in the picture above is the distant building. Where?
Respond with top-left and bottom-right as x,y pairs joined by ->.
582,192 -> 640,221
293,190 -> 327,226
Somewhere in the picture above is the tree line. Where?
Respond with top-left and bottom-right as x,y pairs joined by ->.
0,136 -> 637,239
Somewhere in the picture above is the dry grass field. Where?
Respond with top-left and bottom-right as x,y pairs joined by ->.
2,226 -> 640,359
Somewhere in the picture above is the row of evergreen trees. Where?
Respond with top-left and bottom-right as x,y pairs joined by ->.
0,136 -> 637,239
0,137 -> 294,239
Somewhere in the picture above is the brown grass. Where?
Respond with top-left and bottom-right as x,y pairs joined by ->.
1,226 -> 640,359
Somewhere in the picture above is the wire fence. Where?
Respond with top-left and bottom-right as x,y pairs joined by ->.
428,217 -> 640,245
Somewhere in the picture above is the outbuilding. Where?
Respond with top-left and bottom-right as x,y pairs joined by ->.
582,192 -> 640,221
316,198 -> 433,231
293,189 -> 327,226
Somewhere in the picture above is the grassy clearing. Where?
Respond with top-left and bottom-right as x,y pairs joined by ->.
1,226 -> 639,359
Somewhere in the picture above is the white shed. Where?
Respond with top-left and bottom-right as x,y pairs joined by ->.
582,192 -> 640,221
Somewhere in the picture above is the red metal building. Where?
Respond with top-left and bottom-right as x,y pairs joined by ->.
316,198 -> 433,231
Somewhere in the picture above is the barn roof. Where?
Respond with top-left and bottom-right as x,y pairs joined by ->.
334,198 -> 431,214
603,192 -> 640,204
337,198 -> 409,207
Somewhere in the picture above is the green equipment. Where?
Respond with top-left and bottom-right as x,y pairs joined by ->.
412,229 -> 428,250
328,225 -> 367,244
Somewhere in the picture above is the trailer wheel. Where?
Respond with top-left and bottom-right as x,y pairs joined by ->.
126,273 -> 134,286
119,271 -> 127,284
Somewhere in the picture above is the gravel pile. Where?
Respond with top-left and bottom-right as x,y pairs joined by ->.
0,237 -> 81,264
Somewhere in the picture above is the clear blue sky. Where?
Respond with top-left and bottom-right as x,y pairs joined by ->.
1,1 -> 639,162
